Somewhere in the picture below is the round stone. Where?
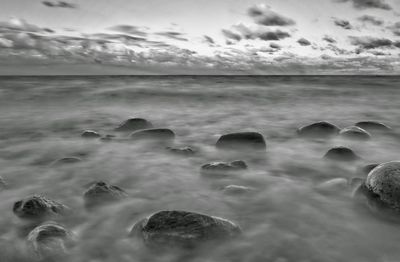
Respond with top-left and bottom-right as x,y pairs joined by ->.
83,181 -> 128,209
130,128 -> 175,142
323,147 -> 360,162
13,195 -> 68,221
81,130 -> 101,138
216,132 -> 266,151
355,121 -> 391,132
339,126 -> 371,141
297,121 -> 340,138
115,118 -> 153,132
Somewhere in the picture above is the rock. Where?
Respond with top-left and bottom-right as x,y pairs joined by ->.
364,161 -> 400,211
100,134 -> 115,142
52,157 -> 82,166
297,121 -> 340,138
130,210 -> 241,248
323,147 -> 360,162
223,185 -> 253,195
130,128 -> 175,143
13,195 -> 68,221
216,132 -> 266,151
355,121 -> 391,132
166,146 -> 196,155
83,181 -> 128,209
339,126 -> 371,141
201,160 -> 247,177
358,163 -> 379,176
27,222 -> 75,259
115,118 -> 153,132
81,130 -> 101,138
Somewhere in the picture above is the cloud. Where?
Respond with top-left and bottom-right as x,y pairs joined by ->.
349,36 -> 393,49
322,35 -> 337,43
42,1 -> 76,8
297,38 -> 311,46
334,0 -> 392,10
333,18 -> 353,29
257,30 -> 291,41
108,25 -> 148,37
155,31 -> 188,41
0,18 -> 49,33
357,15 -> 384,26
388,22 -> 400,36
269,43 -> 281,49
203,35 -> 215,45
222,29 -> 242,41
248,5 -> 295,26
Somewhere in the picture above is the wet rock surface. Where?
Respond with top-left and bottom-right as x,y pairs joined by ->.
201,160 -> 248,177
52,157 -> 82,166
83,181 -> 128,209
81,130 -> 101,138
130,210 -> 241,248
130,128 -> 175,142
222,185 -> 253,195
323,147 -> 360,162
339,126 -> 371,141
115,118 -> 153,132
355,121 -> 391,132
297,121 -> 340,138
216,132 -> 266,151
13,195 -> 68,221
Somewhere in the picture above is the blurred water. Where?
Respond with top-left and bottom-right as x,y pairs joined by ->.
0,75 -> 400,262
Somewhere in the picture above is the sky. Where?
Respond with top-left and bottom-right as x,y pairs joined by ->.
0,0 -> 400,74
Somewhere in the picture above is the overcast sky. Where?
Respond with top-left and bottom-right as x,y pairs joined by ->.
0,0 -> 400,74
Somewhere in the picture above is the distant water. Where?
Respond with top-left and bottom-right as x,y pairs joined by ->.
0,75 -> 400,262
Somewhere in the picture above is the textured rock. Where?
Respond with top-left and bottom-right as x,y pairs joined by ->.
355,121 -> 391,132
323,147 -> 360,161
83,181 -> 128,209
166,146 -> 196,155
130,128 -> 175,142
339,126 -> 371,141
201,160 -> 247,177
223,185 -> 253,195
216,132 -> 266,151
52,157 -> 82,166
130,210 -> 241,248
13,195 -> 68,221
115,118 -> 153,132
297,121 -> 340,138
81,130 -> 101,138
27,222 -> 75,259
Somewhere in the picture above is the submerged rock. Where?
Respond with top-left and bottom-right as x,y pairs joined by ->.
201,160 -> 247,177
130,128 -> 175,143
100,134 -> 115,142
323,147 -> 360,162
83,181 -> 128,209
297,121 -> 340,138
223,185 -> 253,195
13,195 -> 68,221
355,121 -> 391,132
216,132 -> 266,151
339,126 -> 371,141
130,210 -> 241,248
0,176 -> 6,188
166,146 -> 196,155
27,222 -> 75,259
115,118 -> 153,132
52,157 -> 82,166
81,130 -> 101,138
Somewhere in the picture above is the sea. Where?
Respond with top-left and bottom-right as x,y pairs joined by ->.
0,75 -> 399,262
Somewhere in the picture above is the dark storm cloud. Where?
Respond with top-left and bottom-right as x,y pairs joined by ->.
322,35 -> 337,43
257,30 -> 291,41
108,25 -> 148,37
248,5 -> 296,26
269,43 -> 281,49
388,22 -> 400,36
357,15 -> 384,26
297,38 -> 311,46
42,1 -> 76,9
333,18 -> 353,29
334,0 -> 392,10
349,36 -> 393,49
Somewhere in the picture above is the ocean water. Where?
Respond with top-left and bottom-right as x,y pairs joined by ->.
0,75 -> 399,262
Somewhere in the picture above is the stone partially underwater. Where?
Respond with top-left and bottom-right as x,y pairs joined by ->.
297,121 -> 340,138
13,195 -> 68,221
83,181 -> 128,209
216,132 -> 266,151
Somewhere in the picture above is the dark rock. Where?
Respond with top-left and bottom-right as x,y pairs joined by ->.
115,118 -> 153,132
355,121 -> 391,132
27,222 -> 75,259
223,185 -> 253,195
365,161 -> 400,211
323,147 -> 360,162
166,146 -> 196,155
83,181 -> 128,209
339,126 -> 371,141
81,130 -> 101,138
130,128 -> 175,142
13,195 -> 68,221
216,132 -> 266,151
297,121 -> 340,138
130,210 -> 241,248
201,160 -> 247,177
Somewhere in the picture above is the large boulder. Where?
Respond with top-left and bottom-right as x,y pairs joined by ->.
339,126 -> 371,141
216,132 -> 266,151
83,181 -> 128,209
115,118 -> 153,132
130,210 -> 241,248
13,195 -> 68,221
130,128 -> 175,143
297,121 -> 340,138
323,147 -> 360,162
355,121 -> 391,132
27,222 -> 75,260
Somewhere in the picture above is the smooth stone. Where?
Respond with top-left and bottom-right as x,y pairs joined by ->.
130,128 -> 175,142
83,181 -> 128,209
81,130 -> 101,138
130,210 -> 241,248
355,121 -> 391,132
216,132 -> 266,151
115,118 -> 153,132
201,160 -> 247,177
365,161 -> 400,211
166,146 -> 196,155
323,147 -> 360,162
223,185 -> 253,195
339,126 -> 371,141
297,121 -> 340,138
52,157 -> 82,166
13,195 -> 68,221
27,222 -> 75,259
